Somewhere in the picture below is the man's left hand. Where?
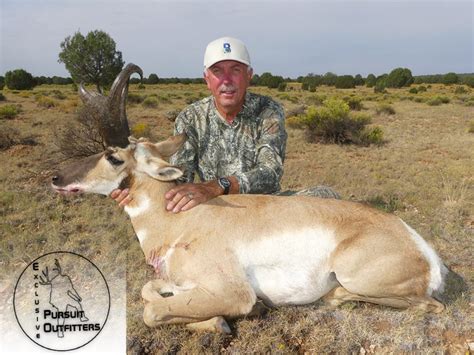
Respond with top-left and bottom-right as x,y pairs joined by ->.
165,182 -> 221,213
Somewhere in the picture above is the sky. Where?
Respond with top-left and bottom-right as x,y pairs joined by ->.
0,0 -> 472,78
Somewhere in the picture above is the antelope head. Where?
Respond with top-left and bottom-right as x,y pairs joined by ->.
51,134 -> 186,196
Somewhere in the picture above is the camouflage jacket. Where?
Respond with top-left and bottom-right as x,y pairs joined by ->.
170,92 -> 287,194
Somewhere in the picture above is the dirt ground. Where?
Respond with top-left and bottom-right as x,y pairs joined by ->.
1,83 -> 473,353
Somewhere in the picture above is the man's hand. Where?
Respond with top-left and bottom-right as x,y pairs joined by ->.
165,182 -> 222,213
110,188 -> 133,207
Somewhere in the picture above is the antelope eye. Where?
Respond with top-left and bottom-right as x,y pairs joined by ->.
106,154 -> 124,166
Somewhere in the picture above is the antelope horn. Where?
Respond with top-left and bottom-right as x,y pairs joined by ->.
109,63 -> 143,102
78,83 -> 99,103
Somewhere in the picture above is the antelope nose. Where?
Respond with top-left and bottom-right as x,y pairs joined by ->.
52,175 -> 60,184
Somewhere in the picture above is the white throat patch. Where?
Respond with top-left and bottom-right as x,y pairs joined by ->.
124,195 -> 151,218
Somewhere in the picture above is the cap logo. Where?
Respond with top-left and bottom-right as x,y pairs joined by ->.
223,43 -> 231,53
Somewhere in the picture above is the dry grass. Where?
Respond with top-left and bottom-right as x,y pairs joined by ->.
0,83 -> 473,353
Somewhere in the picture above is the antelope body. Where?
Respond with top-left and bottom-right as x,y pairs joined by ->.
52,134 -> 447,333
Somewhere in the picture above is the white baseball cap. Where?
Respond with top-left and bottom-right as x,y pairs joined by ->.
203,37 -> 251,70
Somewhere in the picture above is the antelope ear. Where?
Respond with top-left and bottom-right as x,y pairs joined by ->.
154,133 -> 186,157
154,166 -> 183,181
137,156 -> 183,181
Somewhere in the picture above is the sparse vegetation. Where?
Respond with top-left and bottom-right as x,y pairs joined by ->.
427,95 -> 450,106
376,103 -> 396,115
0,104 -> 20,119
1,83 -> 472,353
131,122 -> 152,138
142,96 -> 159,108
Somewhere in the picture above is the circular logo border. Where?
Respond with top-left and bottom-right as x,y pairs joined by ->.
13,251 -> 111,352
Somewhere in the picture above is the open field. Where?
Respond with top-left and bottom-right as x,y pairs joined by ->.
1,83 -> 473,353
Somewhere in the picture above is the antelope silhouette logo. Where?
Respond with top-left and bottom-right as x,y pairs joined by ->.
38,259 -> 89,338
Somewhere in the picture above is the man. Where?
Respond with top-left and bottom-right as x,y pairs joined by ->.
112,36 -> 338,212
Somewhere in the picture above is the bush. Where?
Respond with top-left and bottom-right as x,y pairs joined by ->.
0,76 -> 4,90
343,96 -> 363,111
386,68 -> 413,88
376,103 -> 396,115
408,87 -> 418,94
50,90 -> 67,100
468,120 -> 474,133
0,126 -> 37,150
427,95 -> 450,106
365,74 -> 376,88
286,116 -> 306,129
0,104 -> 20,119
278,82 -> 287,92
137,83 -> 145,90
142,96 -> 158,108
335,75 -> 355,89
454,86 -> 468,95
305,95 -> 325,106
462,76 -> 474,88
417,85 -> 427,92
302,98 -> 382,145
443,72 -> 459,85
131,123 -> 152,138
36,95 -> 58,108
0,93 -> 5,101
5,69 -> 36,90
127,92 -> 145,104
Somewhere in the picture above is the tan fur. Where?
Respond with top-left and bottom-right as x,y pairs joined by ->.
52,136 -> 446,332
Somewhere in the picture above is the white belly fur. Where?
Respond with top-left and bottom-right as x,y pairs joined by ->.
234,227 -> 339,305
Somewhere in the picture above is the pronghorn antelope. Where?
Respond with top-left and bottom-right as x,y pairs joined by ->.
51,134 -> 447,333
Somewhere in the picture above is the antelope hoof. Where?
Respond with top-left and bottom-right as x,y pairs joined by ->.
185,316 -> 231,334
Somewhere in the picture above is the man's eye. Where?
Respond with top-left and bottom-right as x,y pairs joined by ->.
106,155 -> 124,166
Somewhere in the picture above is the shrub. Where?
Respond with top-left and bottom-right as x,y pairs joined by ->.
286,116 -> 306,129
417,85 -> 427,92
468,120 -> 474,133
0,76 -> 4,90
376,103 -> 395,115
365,74 -> 376,88
0,104 -> 20,119
278,82 -> 287,92
131,123 -> 152,138
142,96 -> 158,108
5,69 -> 36,90
443,72 -> 459,85
343,96 -> 363,111
0,126 -> 37,150
305,95 -> 325,106
386,68 -> 413,88
50,90 -> 67,100
308,85 -> 316,92
137,83 -> 145,90
374,80 -> 387,93
128,92 -> 145,104
462,76 -> 474,88
0,93 -> 5,101
454,86 -> 468,95
427,95 -> 450,106
302,98 -> 381,145
335,75 -> 355,89
362,126 -> 384,145
36,96 -> 58,108
408,87 -> 418,94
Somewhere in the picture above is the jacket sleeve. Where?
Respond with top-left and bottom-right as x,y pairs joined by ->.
169,110 -> 198,184
234,102 -> 287,194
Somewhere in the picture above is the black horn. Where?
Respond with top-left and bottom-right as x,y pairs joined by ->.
76,63 -> 143,148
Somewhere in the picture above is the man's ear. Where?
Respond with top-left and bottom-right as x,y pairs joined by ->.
153,134 -> 187,158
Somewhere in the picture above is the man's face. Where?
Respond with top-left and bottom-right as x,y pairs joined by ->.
204,60 -> 253,114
